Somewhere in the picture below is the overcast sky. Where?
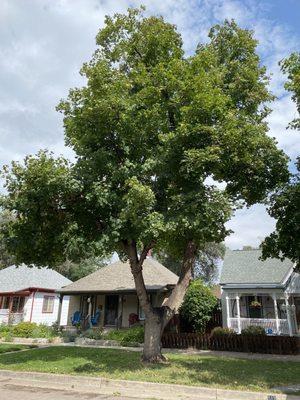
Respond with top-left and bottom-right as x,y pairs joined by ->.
1,0 -> 299,250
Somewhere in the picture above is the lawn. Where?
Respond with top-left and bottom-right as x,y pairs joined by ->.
0,343 -> 36,354
0,347 -> 299,392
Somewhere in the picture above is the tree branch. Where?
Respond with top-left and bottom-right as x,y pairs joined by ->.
162,241 -> 197,328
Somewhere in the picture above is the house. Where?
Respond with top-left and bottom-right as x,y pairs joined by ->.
220,249 -> 300,336
0,264 -> 72,325
57,258 -> 178,329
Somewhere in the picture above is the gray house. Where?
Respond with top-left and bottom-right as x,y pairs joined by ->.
57,258 -> 178,329
220,249 -> 300,336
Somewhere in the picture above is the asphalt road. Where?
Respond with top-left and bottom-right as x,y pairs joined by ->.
0,382 -> 145,400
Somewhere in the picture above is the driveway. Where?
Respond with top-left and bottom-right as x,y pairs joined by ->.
0,381 -> 147,400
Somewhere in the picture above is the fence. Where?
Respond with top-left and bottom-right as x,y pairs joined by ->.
161,332 -> 300,355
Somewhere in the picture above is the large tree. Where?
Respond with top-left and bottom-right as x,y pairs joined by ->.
1,9 -> 289,362
262,53 -> 300,267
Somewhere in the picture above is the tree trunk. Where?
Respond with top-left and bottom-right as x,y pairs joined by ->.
142,312 -> 166,363
123,239 -> 197,363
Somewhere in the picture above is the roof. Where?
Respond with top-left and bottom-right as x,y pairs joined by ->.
220,249 -> 293,287
59,258 -> 178,294
0,264 -> 72,294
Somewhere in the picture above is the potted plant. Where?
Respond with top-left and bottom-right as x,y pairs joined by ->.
250,299 -> 262,308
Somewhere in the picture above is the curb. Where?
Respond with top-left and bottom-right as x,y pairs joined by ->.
0,370 -> 299,400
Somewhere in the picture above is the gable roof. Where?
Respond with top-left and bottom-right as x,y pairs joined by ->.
59,258 -> 178,294
220,249 -> 293,287
0,264 -> 72,294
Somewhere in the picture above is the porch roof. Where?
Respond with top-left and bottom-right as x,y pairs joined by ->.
58,258 -> 178,294
220,249 -> 293,287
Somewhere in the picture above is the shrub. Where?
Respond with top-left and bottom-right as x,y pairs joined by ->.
31,324 -> 55,338
104,326 -> 144,345
241,325 -> 266,336
2,332 -> 13,342
180,279 -> 218,333
211,327 -> 236,336
0,324 -> 11,337
12,322 -> 38,338
81,328 -> 103,340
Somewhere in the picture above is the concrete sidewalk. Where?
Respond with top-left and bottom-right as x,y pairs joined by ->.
0,369 -> 299,400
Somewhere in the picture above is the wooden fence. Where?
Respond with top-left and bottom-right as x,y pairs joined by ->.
161,332 -> 300,355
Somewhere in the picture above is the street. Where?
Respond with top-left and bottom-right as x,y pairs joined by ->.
0,381 -> 148,400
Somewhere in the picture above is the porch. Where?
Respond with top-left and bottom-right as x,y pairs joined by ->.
224,293 -> 300,336
0,295 -> 26,325
61,292 -> 154,330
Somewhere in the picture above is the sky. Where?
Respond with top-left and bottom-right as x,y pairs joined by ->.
0,0 -> 299,250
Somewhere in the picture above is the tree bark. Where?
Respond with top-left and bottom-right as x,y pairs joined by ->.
123,240 -> 197,363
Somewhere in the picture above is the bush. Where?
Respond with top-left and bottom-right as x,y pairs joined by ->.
241,325 -> 266,336
211,327 -> 236,336
180,279 -> 218,333
81,328 -> 103,340
104,326 -> 144,345
11,322 -> 56,338
0,324 -> 11,337
2,332 -> 13,342
12,322 -> 38,338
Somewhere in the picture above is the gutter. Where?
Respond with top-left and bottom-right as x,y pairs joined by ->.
220,283 -> 285,289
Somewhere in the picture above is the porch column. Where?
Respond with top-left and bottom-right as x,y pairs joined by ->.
236,295 -> 241,334
57,294 -> 63,325
285,294 -> 293,337
272,293 -> 279,334
225,296 -> 230,328
88,297 -> 92,327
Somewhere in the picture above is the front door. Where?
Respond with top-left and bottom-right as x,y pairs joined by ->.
104,295 -> 119,325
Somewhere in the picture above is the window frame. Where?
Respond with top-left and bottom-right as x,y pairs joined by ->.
42,295 -> 55,314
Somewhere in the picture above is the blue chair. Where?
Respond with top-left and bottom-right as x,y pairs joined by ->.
91,309 -> 101,326
71,311 -> 82,326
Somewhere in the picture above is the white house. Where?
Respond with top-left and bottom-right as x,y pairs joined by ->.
220,249 -> 300,336
0,265 -> 71,325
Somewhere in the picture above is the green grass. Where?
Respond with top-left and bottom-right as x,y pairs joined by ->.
0,343 -> 36,354
0,346 -> 299,392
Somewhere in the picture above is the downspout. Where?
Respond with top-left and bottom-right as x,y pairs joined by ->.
29,290 -> 37,322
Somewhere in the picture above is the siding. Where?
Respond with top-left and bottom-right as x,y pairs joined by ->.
28,292 -> 60,325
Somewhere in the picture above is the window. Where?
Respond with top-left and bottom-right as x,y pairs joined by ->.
11,296 -> 25,313
42,296 -> 55,313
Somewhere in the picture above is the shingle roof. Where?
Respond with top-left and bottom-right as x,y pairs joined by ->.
0,264 -> 72,293
59,258 -> 178,294
220,249 -> 293,286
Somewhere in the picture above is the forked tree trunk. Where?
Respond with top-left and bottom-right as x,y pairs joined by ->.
124,240 -> 197,363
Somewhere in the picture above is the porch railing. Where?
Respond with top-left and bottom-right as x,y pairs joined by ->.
0,310 -> 24,325
228,317 -> 289,335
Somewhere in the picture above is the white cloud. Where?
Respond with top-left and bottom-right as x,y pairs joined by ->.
225,204 -> 276,249
0,0 -> 299,249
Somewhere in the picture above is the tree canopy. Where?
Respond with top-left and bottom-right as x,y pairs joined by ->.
261,53 -> 300,267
